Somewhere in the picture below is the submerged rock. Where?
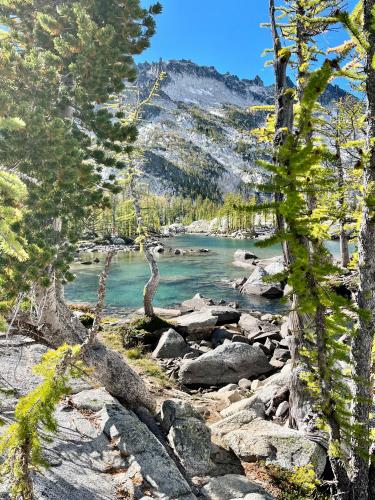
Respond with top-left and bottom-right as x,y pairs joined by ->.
179,343 -> 272,386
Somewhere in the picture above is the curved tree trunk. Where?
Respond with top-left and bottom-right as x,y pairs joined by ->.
18,278 -> 156,412
144,245 -> 160,317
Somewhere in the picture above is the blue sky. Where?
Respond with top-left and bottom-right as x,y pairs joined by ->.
139,0 -> 358,85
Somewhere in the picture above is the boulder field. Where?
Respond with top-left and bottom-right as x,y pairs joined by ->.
0,291 -> 328,500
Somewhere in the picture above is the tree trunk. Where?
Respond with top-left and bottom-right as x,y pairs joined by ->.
336,142 -> 350,268
350,2 -> 375,497
20,278 -> 156,412
144,245 -> 160,317
269,0 -> 312,431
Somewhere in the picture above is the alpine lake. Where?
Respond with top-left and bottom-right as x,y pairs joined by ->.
65,234 -> 346,315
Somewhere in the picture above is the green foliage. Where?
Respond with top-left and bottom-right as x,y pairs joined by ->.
266,464 -> 323,500
121,314 -> 172,350
78,312 -> 95,328
88,192 -> 257,239
0,344 -> 82,499
0,0 -> 161,303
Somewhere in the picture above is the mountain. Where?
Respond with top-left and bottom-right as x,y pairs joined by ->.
127,59 -> 348,200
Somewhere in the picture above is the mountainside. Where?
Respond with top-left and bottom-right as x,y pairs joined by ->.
129,59 -> 347,200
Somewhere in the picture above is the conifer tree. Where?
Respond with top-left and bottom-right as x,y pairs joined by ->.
0,0 -> 161,409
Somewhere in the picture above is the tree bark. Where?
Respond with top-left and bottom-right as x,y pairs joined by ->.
269,0 -> 313,431
336,142 -> 350,268
144,245 -> 160,317
20,278 -> 156,412
350,2 -> 375,497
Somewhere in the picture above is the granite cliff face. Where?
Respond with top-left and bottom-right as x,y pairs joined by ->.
128,59 -> 347,200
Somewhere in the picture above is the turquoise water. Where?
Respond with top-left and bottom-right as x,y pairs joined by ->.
64,235 -> 346,314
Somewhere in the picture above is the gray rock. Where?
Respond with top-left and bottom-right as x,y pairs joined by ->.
200,474 -> 274,500
221,395 -> 266,419
210,407 -> 265,437
209,443 -> 244,476
211,327 -> 235,347
174,310 -> 217,340
181,293 -> 214,312
271,348 -> 291,362
71,387 -> 115,412
238,313 -> 262,334
160,399 -> 212,476
152,328 -> 188,359
218,383 -> 238,393
238,378 -> 252,390
111,236 -> 126,245
275,401 -> 290,418
224,418 -> 326,476
203,305 -> 241,325
179,343 -> 272,386
241,267 -> 283,299
99,395 -> 196,497
232,334 -> 250,344
7,387 -> 196,500
234,249 -> 258,261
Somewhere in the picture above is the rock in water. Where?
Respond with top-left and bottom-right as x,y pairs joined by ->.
234,249 -> 258,261
152,328 -> 188,359
181,293 -> 215,312
179,343 -> 272,386
223,418 -> 327,476
160,399 -> 212,476
241,266 -> 283,299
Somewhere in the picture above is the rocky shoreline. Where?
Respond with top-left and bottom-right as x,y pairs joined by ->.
1,292 -> 328,500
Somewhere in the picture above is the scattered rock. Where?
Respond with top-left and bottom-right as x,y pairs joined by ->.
211,327 -> 235,347
179,343 -> 272,386
160,399 -> 212,477
200,474 -> 274,500
203,305 -> 241,325
241,267 -> 283,299
210,406 -> 265,438
223,418 -> 326,476
238,313 -> 262,335
181,293 -> 215,312
152,328 -> 189,359
275,401 -> 290,418
221,396 -> 266,419
238,378 -> 252,391
173,310 -> 217,340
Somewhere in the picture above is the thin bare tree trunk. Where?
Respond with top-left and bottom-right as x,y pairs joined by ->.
17,277 -> 155,412
350,3 -> 375,496
129,171 -> 160,317
336,142 -> 350,268
144,245 -> 160,317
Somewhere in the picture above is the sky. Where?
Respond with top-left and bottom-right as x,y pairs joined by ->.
138,0 -> 359,86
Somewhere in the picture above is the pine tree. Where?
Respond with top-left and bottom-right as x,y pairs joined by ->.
0,0 -> 161,409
